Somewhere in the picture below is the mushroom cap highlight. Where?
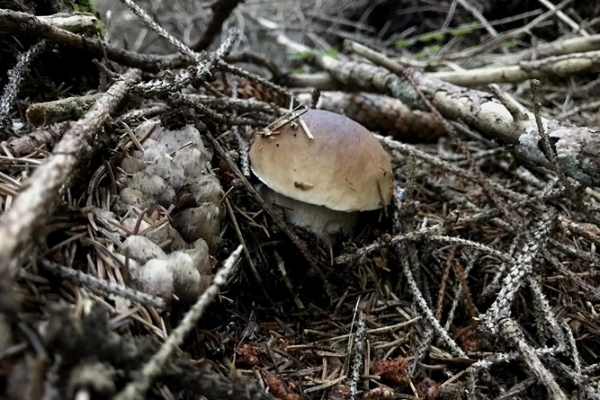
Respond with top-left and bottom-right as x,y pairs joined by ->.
249,109 -> 394,212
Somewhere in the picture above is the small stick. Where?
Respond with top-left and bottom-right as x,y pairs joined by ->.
530,79 -> 577,199
273,250 -> 305,310
191,0 -> 244,51
499,318 -> 568,400
348,309 -> 366,399
38,259 -> 166,309
0,40 -> 47,135
296,112 -> 314,140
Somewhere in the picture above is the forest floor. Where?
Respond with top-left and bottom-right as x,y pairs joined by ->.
2,0 -> 600,399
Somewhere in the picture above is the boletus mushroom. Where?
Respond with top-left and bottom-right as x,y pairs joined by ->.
249,109 -> 394,244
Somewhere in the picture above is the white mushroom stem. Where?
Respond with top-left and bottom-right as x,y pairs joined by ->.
257,184 -> 357,244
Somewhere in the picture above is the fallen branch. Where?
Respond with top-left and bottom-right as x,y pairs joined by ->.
26,93 -> 103,126
191,0 -> 244,51
431,49 -> 600,86
293,90 -> 445,142
413,69 -> 600,187
0,9 -> 191,71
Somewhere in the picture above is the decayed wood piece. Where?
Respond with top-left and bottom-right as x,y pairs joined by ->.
412,70 -> 600,187
25,93 -> 103,126
294,91 -> 445,142
0,69 -> 141,276
6,122 -> 70,155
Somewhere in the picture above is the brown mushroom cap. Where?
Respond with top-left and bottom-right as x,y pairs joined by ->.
249,109 -> 394,212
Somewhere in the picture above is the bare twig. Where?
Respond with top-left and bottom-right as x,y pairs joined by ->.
499,318 -> 568,400
0,40 -> 46,135
38,259 -> 166,309
136,30 -> 239,95
483,212 -> 556,333
536,0 -> 589,36
529,79 -> 576,199
191,0 -> 244,51
224,197 -> 274,308
456,0 -> 498,36
400,252 -> 467,358
118,0 -> 199,60
349,309 -> 366,399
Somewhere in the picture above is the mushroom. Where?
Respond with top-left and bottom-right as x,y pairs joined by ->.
249,109 -> 394,244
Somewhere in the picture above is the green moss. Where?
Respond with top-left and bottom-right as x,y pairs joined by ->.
72,0 -> 95,13
92,17 -> 105,38
70,0 -> 105,37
